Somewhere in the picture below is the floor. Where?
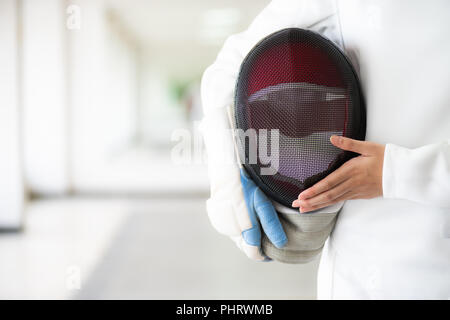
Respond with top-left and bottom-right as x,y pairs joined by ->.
0,198 -> 319,299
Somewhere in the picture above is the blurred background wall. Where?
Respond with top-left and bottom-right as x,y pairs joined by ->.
0,0 -> 319,299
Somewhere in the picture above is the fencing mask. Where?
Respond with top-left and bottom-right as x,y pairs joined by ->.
233,28 -> 366,263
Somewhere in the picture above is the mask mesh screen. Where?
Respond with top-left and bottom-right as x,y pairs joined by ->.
235,28 -> 366,207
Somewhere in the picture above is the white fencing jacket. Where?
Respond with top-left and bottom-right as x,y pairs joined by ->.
201,0 -> 450,299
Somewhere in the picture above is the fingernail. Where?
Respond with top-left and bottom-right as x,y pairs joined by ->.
292,200 -> 300,208
331,135 -> 341,144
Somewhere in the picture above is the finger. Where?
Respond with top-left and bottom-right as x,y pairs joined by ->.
300,190 -> 353,213
297,178 -> 353,208
294,164 -> 352,202
330,135 -> 372,155
253,188 -> 287,248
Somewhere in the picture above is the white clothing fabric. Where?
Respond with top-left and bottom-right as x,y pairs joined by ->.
201,0 -> 450,299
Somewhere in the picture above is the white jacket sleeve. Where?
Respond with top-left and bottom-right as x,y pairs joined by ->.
200,0 -> 337,259
383,141 -> 450,208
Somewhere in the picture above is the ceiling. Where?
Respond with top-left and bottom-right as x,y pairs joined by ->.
105,0 -> 269,77
107,0 -> 269,49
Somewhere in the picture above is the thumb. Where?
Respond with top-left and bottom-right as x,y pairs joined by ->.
330,135 -> 371,155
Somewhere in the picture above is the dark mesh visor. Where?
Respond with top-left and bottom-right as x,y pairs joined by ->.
234,28 -> 366,207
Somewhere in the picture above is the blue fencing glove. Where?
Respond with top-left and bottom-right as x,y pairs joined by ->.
240,168 -> 288,260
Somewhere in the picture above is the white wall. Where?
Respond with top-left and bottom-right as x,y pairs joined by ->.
0,0 -> 24,228
70,0 -> 140,191
22,0 -> 69,195
138,61 -> 186,146
16,0 -> 209,195
19,0 -> 140,194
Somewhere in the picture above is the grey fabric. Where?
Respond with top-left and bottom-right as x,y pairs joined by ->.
262,210 -> 340,264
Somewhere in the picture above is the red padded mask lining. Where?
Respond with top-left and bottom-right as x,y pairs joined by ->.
247,42 -> 345,96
